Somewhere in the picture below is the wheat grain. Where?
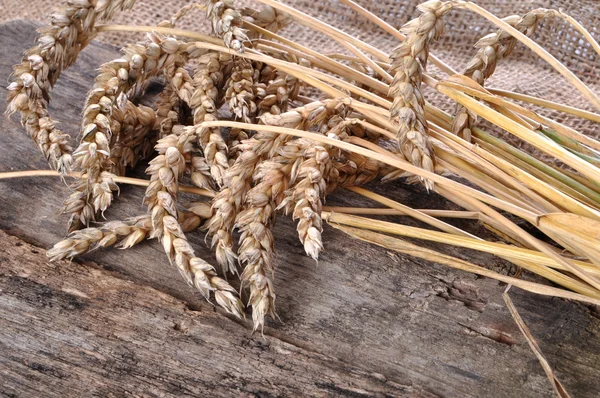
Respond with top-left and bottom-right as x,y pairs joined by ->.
206,0 -> 248,52
242,4 -> 293,38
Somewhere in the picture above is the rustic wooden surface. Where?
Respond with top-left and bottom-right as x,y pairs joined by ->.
1,20 -> 600,397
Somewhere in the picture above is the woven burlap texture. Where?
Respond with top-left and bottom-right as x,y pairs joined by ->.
2,0 -> 598,143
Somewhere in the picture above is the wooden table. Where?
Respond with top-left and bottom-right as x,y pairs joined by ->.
1,19 -> 599,397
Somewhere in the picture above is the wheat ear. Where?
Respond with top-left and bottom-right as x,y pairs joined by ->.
243,5 -> 300,116
155,85 -> 186,139
257,52 -> 305,116
277,140 -> 334,261
6,0 -> 138,172
235,162 -> 284,331
389,0 -> 454,190
46,209 -> 207,261
225,58 -> 260,123
189,52 -> 232,186
452,9 -> 557,141
144,130 -> 244,318
206,0 -> 249,52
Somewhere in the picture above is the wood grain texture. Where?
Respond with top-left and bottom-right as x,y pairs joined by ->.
1,20 -> 599,398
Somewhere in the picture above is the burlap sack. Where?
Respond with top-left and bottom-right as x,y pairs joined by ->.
1,0 -> 598,145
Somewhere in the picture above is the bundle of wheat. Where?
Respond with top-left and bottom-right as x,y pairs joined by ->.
4,1 -> 600,393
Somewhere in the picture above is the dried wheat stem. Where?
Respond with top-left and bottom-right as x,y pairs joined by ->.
249,28 -> 389,94
452,9 -> 556,141
145,130 -> 244,318
6,0 -> 138,172
461,1 -> 600,111
389,0 -> 455,190
199,120 -> 539,222
338,0 -> 458,76
254,0 -> 389,62
488,88 -> 600,125
0,170 -> 214,198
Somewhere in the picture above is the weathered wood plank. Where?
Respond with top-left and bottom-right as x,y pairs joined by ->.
1,19 -> 599,397
0,230 -> 423,397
